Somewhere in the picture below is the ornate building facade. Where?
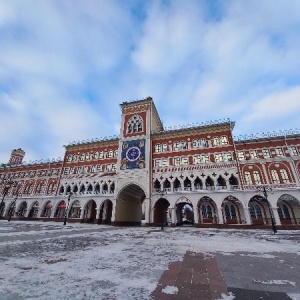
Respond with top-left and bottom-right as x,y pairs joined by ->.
1,97 -> 300,229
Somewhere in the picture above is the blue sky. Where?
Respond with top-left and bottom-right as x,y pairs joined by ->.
1,0 -> 300,163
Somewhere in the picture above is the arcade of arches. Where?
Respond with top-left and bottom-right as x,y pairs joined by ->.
1,192 -> 300,228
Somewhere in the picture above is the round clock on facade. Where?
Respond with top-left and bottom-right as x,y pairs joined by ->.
126,146 -> 141,161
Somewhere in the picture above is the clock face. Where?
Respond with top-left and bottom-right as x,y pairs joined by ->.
126,146 -> 141,162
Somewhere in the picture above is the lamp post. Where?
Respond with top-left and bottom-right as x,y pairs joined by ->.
158,189 -> 167,230
63,192 -> 72,226
256,185 -> 277,234
0,179 -> 14,219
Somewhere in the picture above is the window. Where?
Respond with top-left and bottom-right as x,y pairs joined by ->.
127,115 -> 143,133
77,166 -> 88,174
202,155 -> 210,163
253,171 -> 262,184
262,149 -> 271,158
173,142 -> 180,151
181,157 -> 189,165
214,153 -> 223,163
113,149 -> 118,157
72,155 -> 78,162
280,169 -> 290,183
107,150 -> 114,158
91,165 -> 102,173
93,151 -> 104,159
85,153 -> 90,160
193,138 -> 207,148
67,155 -> 72,162
155,144 -> 162,153
162,143 -> 168,152
275,148 -> 284,157
290,146 -> 298,156
179,141 -> 187,150
220,136 -> 228,145
249,150 -> 258,159
162,158 -> 169,166
193,155 -> 201,164
174,157 -> 181,165
271,169 -> 280,184
154,158 -> 169,167
64,168 -> 70,175
224,152 -> 233,161
213,137 -> 220,146
244,171 -> 252,185
80,153 -> 85,161
237,151 -> 245,161
112,164 -> 117,171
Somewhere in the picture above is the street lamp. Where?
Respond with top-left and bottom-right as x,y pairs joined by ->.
256,185 -> 277,234
63,192 -> 72,226
158,189 -> 167,230
0,179 -> 14,218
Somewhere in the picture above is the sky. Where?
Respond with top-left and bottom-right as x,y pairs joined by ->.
1,0 -> 300,163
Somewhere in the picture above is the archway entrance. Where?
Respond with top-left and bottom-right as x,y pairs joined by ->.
198,196 -> 217,224
248,196 -> 268,225
28,201 -> 39,218
0,202 -> 6,218
153,198 -> 170,226
175,197 -> 194,226
17,201 -> 27,217
115,184 -> 146,226
83,200 -> 97,223
277,194 -> 300,225
222,196 -> 243,224
98,200 -> 113,224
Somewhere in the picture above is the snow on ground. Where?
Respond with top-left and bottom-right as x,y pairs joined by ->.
0,220 -> 300,299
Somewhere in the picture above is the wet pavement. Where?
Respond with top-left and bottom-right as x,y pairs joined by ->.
0,221 -> 300,299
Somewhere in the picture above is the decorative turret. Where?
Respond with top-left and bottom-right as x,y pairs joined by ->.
8,148 -> 25,165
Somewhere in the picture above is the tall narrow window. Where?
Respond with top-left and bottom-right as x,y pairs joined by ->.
271,169 -> 280,184
213,137 -> 220,146
262,149 -> 271,158
280,169 -> 290,183
275,148 -> 284,157
253,171 -> 262,184
237,151 -> 245,160
244,171 -> 252,185
155,144 -> 162,153
290,146 -> 298,156
220,136 -> 229,145
250,150 -> 258,159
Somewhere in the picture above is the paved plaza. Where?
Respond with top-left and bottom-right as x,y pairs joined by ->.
0,221 -> 300,299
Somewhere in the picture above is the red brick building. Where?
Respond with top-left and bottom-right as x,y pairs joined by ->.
1,97 -> 300,228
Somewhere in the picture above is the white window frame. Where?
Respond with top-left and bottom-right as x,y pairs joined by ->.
244,171 -> 253,185
262,149 -> 271,158
220,136 -> 229,145
224,152 -> 233,162
174,157 -> 181,165
214,153 -> 223,163
290,146 -> 298,156
275,148 -> 284,157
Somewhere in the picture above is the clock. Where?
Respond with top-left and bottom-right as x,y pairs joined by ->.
126,146 -> 141,162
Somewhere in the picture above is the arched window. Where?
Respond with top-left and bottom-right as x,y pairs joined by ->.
244,171 -> 252,185
271,170 -> 280,184
253,171 -> 262,184
255,205 -> 262,219
224,204 -> 237,219
127,115 -> 143,134
280,169 -> 290,183
282,204 -> 291,219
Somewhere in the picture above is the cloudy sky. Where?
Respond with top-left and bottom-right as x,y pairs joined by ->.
1,0 -> 300,163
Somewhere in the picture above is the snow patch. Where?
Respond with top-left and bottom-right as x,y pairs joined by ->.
162,285 -> 179,294
288,294 -> 300,300
253,279 -> 296,286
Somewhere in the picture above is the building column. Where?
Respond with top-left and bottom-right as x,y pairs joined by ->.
79,207 -> 85,219
144,198 -> 150,225
193,207 -> 199,224
217,207 -> 224,224
95,206 -> 101,220
243,206 -> 251,224
271,207 -> 281,225
261,163 -> 270,184
171,207 -> 177,226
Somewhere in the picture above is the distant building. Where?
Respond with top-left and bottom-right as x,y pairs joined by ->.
1,97 -> 300,228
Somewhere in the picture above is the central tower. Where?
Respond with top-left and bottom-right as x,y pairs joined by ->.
113,97 -> 163,225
